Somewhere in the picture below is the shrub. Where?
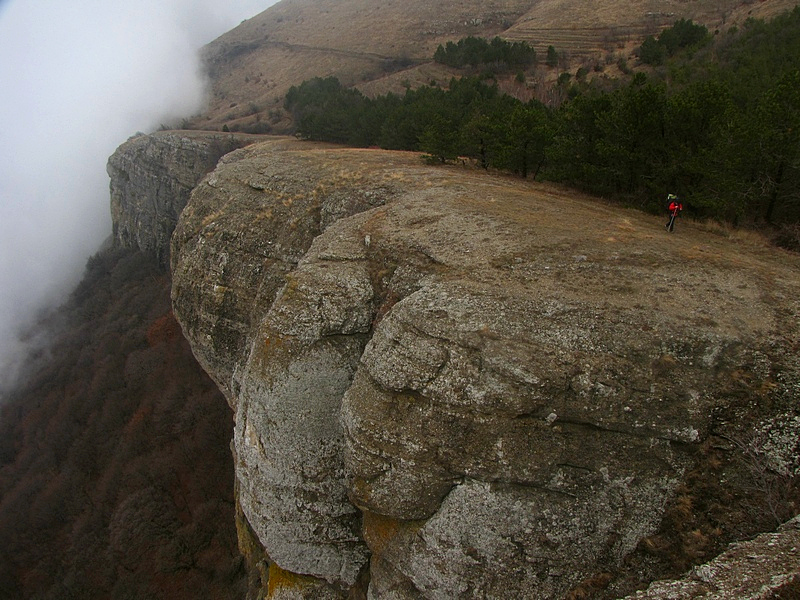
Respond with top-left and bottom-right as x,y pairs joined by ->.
639,19 -> 710,65
771,223 -> 800,252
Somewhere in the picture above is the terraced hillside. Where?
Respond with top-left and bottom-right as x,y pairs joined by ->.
196,0 -> 533,130
504,0 -> 797,57
191,0 -> 798,131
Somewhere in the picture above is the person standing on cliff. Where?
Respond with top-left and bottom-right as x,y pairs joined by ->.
666,194 -> 682,232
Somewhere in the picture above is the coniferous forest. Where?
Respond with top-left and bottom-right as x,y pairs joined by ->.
284,9 -> 800,242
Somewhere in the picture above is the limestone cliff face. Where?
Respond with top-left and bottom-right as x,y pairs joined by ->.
166,137 -> 800,598
170,138 -> 396,401
107,131 -> 258,264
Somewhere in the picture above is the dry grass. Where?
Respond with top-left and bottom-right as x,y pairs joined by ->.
694,219 -> 772,246
193,0 -> 798,129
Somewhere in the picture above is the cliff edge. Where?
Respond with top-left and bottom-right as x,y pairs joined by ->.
154,136 -> 800,598
107,131 -> 260,265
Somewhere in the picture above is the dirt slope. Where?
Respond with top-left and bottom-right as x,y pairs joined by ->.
192,0 -> 797,131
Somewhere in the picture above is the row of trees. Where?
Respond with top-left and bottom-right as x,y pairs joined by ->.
284,11 -> 800,228
433,36 -> 537,71
639,18 -> 711,65
549,71 -> 799,224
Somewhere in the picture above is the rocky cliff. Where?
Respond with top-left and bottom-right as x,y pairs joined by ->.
623,515 -> 800,599
116,134 -> 800,598
107,131 -> 259,265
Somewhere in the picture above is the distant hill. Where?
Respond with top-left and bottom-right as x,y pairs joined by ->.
191,0 -> 797,132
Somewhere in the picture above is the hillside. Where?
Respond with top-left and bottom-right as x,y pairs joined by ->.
0,249 -> 246,598
191,0 -> 797,131
1,1 -> 798,598
167,136 -> 800,598
503,0 -> 796,53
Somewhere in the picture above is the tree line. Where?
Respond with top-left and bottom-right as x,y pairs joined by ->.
639,18 -> 711,66
433,35 -> 537,71
284,10 -> 800,237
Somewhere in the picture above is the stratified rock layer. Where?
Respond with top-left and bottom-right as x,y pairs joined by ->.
107,130 -> 257,264
170,138 -> 397,400
167,137 -> 800,598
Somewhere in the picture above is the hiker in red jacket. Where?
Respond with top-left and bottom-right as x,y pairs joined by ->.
666,194 -> 682,232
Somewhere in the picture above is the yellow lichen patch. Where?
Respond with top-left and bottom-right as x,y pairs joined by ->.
263,335 -> 285,353
234,485 -> 270,589
362,510 -> 424,558
362,510 -> 402,555
235,511 -> 264,566
279,274 -> 303,301
257,335 -> 286,367
363,511 -> 426,561
266,563 -> 318,597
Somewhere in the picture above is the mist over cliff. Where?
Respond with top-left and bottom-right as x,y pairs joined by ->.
0,0 -> 274,394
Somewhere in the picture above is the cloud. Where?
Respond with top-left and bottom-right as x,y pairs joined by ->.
0,0 -> 278,391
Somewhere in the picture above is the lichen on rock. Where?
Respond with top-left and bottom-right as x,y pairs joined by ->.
166,139 -> 800,598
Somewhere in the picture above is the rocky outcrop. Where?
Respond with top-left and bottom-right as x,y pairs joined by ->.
622,515 -> 800,599
170,138 -> 396,400
107,130 -> 258,264
167,137 -> 800,598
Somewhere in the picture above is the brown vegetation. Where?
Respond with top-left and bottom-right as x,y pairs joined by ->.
0,248 -> 246,599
